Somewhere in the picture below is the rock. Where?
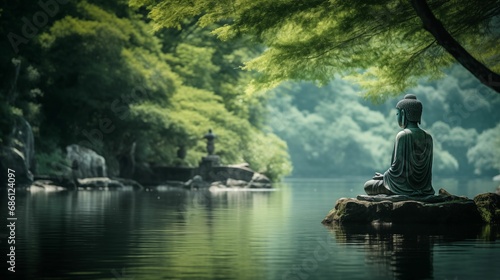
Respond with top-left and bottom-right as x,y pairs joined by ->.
226,178 -> 248,187
13,118 -> 36,172
33,175 -> 76,189
474,193 -> 500,224
112,177 -> 143,190
0,147 -> 33,187
184,175 -> 208,189
322,195 -> 485,225
30,176 -> 142,191
208,165 -> 254,182
0,118 -> 35,187
209,181 -> 226,189
30,180 -> 66,192
248,173 -> 272,188
66,144 -> 107,179
77,177 -> 124,189
206,173 -> 272,189
357,193 -> 452,203
182,166 -> 273,190
322,198 -> 393,224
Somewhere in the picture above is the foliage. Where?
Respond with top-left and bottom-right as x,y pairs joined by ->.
35,148 -> 70,177
130,0 -> 500,99
159,23 -> 266,127
34,2 -> 179,174
0,0 -> 292,180
243,130 -> 292,181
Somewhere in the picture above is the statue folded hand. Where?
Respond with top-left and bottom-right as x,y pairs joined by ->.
372,172 -> 383,180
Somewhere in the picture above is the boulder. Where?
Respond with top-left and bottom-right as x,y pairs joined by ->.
474,193 -> 500,224
30,180 -> 66,192
206,172 -> 272,189
33,175 -> 76,189
66,144 -> 107,179
248,173 -> 272,188
322,194 -> 487,225
77,177 -> 124,189
13,118 -> 36,172
226,178 -> 248,187
209,181 -> 227,189
184,175 -> 209,189
112,177 -> 143,190
0,118 -> 35,187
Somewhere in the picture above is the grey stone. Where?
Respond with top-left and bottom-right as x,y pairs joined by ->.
357,194 -> 451,203
184,175 -> 208,189
226,178 -> 248,187
248,172 -> 272,188
30,180 -> 66,192
0,118 -> 35,187
322,194 -> 487,225
66,144 -> 107,179
77,177 -> 124,189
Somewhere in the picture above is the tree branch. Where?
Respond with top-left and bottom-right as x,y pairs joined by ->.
409,0 -> 500,93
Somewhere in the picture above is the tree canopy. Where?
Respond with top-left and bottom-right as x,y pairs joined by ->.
131,0 -> 500,100
1,0 -> 498,181
0,0 -> 291,181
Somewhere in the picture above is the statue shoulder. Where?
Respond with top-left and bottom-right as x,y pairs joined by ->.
394,129 -> 432,145
395,129 -> 411,141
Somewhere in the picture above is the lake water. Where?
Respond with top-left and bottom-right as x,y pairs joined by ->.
1,177 -> 499,280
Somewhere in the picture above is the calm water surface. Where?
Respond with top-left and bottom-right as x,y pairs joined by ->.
1,177 -> 499,280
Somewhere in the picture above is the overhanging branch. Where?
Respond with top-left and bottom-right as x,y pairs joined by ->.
409,0 -> 500,93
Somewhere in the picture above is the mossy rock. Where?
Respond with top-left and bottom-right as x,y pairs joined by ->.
323,196 -> 484,225
474,193 -> 500,224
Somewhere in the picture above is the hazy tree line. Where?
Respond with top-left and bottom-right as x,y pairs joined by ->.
0,0 -> 291,181
267,65 -> 500,178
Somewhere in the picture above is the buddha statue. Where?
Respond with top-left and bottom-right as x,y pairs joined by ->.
364,94 -> 435,196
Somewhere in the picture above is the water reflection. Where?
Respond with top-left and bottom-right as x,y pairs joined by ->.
326,223 -> 498,280
2,179 -> 499,280
130,188 -> 288,280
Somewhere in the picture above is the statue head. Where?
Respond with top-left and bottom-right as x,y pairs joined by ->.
396,94 -> 422,128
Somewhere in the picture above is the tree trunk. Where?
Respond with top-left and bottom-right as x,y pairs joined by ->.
410,0 -> 500,93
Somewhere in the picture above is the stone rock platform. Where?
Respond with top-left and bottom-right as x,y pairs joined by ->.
322,189 -> 500,225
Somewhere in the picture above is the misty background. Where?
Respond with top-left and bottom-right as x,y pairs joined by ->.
266,65 -> 500,179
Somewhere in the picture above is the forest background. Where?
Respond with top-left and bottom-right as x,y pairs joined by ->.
1,0 -> 499,181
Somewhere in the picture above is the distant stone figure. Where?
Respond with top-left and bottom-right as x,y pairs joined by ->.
364,94 -> 434,196
203,129 -> 216,155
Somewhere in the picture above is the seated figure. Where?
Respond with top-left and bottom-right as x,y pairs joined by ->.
364,94 -> 435,196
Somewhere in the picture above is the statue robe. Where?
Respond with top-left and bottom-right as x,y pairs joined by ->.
383,128 -> 434,196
